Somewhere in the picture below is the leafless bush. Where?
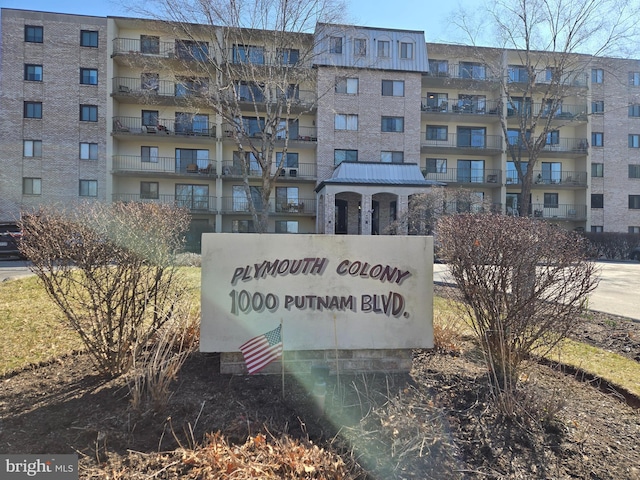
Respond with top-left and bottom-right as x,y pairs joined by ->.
432,312 -> 465,355
19,202 -> 191,377
583,232 -> 640,259
437,213 -> 598,394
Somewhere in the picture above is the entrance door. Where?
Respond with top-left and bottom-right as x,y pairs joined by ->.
335,199 -> 347,234
371,200 -> 380,235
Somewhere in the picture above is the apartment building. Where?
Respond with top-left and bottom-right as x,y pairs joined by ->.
2,8 -> 640,247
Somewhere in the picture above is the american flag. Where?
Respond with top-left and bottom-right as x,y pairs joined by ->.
239,325 -> 283,374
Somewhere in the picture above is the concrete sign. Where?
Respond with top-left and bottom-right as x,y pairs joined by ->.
200,234 -> 433,352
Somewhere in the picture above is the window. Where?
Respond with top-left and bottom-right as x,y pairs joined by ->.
592,100 -> 604,114
631,104 -> 640,118
377,40 -> 390,57
592,163 -> 604,177
457,127 -> 486,147
276,187 -> 299,211
630,72 -> 640,86
141,35 -> 160,54
24,102 -> 42,119
25,26 -> 43,43
23,140 -> 42,157
543,193 -> 559,208
277,48 -> 299,65
335,77 -> 358,94
506,161 -> 527,184
233,45 -> 264,64
236,81 -> 265,102
381,151 -> 403,163
591,132 -> 604,147
591,194 -> 604,208
542,162 -> 562,183
79,180 -> 98,197
80,68 -> 98,85
546,130 -> 560,145
382,80 -> 404,96
457,159 -> 484,183
233,151 -> 260,173
178,148 -> 210,171
142,110 -> 159,127
176,184 -> 210,210
425,92 -> 448,111
630,195 -> 640,209
79,142 -> 98,160
80,105 -> 98,122
176,40 -> 209,61
460,62 -> 486,79
141,146 -> 159,163
458,94 -> 486,113
428,59 -> 448,76
335,114 -> 358,130
23,178 -> 41,195
629,226 -> 640,233
592,68 -> 604,83
400,42 -> 413,59
276,152 -> 299,168
591,226 -> 604,233
630,135 -> 640,148
329,36 -> 343,54
508,65 -> 529,83
334,149 -> 358,165
140,182 -> 159,200
80,30 -> 98,47
629,164 -> 640,178
232,185 -> 261,211
276,221 -> 299,233
426,125 -> 448,141
177,76 -> 209,97
425,158 -> 447,173
233,220 -> 256,233
24,64 -> 42,81
141,73 -> 159,92
354,38 -> 366,56
381,116 -> 404,132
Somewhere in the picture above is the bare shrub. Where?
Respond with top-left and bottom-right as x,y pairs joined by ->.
583,232 -> 640,259
437,213 -> 598,394
19,202 -> 191,377
432,312 -> 465,355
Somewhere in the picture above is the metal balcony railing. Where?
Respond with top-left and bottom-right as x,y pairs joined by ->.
421,133 -> 503,150
113,116 -> 217,138
112,38 -> 214,62
507,103 -> 588,120
425,63 -> 497,81
422,168 -> 502,184
221,123 -> 317,141
221,161 -> 316,179
220,197 -> 316,214
112,155 -> 216,175
506,137 -> 588,154
526,204 -> 587,220
532,170 -> 587,186
112,194 -> 217,213
421,98 -> 501,115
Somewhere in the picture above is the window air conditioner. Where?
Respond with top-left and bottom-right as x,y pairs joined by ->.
288,168 -> 297,177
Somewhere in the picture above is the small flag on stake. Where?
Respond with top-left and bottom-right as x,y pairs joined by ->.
239,325 -> 283,374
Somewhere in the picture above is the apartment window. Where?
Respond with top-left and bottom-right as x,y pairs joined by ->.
232,185 -> 261,211
629,226 -> 640,233
629,164 -> 640,178
629,104 -> 640,117
591,226 -> 603,233
377,40 -> 390,57
24,102 -> 42,119
400,42 -> 413,59
23,140 -> 42,157
542,162 -> 562,183
543,193 -> 559,208
276,152 -> 299,168
381,116 -> 404,132
426,125 -> 448,141
592,68 -> 604,83
335,114 -> 358,130
428,59 -> 448,76
275,221 -> 299,233
79,180 -> 98,197
23,178 -> 41,195
425,158 -> 447,173
233,220 -> 256,233
276,187 -> 299,210
382,80 -> 404,97
508,65 -> 529,83
233,45 -> 264,64
457,159 -> 485,183
140,181 -> 159,200
592,132 -> 604,147
592,100 -> 604,114
354,38 -> 366,56
630,135 -> 640,148
142,110 -> 159,127
457,127 -> 486,147
546,130 -> 560,145
334,149 -> 358,165
381,151 -> 403,163
80,105 -> 98,122
591,194 -> 604,208
176,40 -> 209,61
79,142 -> 98,160
277,48 -> 299,65
80,68 -> 98,85
630,72 -> 640,86
25,26 -> 43,43
80,30 -> 98,47
24,64 -> 43,81
630,195 -> 640,209
335,77 -> 358,94
141,35 -> 160,54
141,73 -> 159,92
141,146 -> 159,163
460,62 -> 486,80
592,163 -> 604,177
329,37 -> 343,54
176,184 -> 210,210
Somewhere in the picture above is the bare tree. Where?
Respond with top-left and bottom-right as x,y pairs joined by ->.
437,213 -> 598,393
455,0 -> 640,216
133,0 -> 345,232
19,202 -> 191,377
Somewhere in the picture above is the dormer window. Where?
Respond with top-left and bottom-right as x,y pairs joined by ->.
329,37 -> 343,54
377,40 -> 390,57
354,38 -> 366,56
400,42 -> 413,59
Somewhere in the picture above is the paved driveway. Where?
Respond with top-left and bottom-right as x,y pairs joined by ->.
434,261 -> 640,321
0,260 -> 32,282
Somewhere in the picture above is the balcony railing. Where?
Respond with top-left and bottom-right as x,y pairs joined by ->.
113,116 -> 217,138
507,137 -> 588,154
532,170 -> 587,186
422,168 -> 502,184
425,63 -> 497,81
112,194 -> 217,213
220,197 -> 316,214
508,68 -> 589,88
221,161 -> 316,179
507,103 -> 588,120
112,38 -> 214,62
112,155 -> 216,175
221,124 -> 317,142
421,133 -> 503,150
421,98 -> 501,116
528,204 -> 587,220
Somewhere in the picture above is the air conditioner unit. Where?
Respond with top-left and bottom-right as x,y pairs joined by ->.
288,168 -> 297,177
279,169 -> 285,176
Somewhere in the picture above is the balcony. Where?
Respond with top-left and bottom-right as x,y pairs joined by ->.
112,77 -> 210,105
112,38 -> 214,63
220,197 -> 317,215
424,63 -> 497,81
507,137 -> 589,156
422,168 -> 502,185
507,102 -> 588,122
421,133 -> 502,154
421,98 -> 501,118
532,170 -> 587,187
112,155 -> 216,176
113,116 -> 217,138
221,161 -> 316,179
530,204 -> 587,221
221,124 -> 317,143
112,194 -> 217,213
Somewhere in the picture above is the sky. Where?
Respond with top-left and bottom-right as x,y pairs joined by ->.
0,0 -> 476,44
